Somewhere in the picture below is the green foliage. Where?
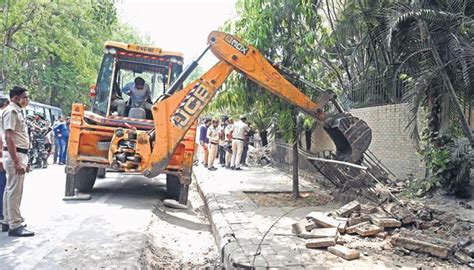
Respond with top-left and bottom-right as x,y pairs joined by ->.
0,0 -> 149,113
210,0 -> 324,143
409,130 -> 471,197
209,0 -> 410,143
381,1 -> 473,197
381,1 -> 474,147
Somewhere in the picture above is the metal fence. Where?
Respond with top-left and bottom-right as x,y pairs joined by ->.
345,76 -> 473,128
345,76 -> 406,109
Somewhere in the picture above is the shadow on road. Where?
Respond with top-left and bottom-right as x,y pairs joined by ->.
63,173 -> 169,209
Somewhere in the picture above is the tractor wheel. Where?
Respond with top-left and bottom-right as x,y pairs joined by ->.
75,167 -> 98,193
97,168 -> 106,179
166,174 -> 181,201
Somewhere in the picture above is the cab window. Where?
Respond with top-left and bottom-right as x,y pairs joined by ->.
92,54 -> 114,116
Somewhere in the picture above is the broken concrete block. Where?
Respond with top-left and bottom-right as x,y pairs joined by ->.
454,250 -> 474,265
328,245 -> 360,260
391,236 -> 451,258
298,228 -> 339,239
345,221 -> 370,234
305,221 -> 318,232
336,239 -> 346,245
360,204 -> 377,214
386,204 -> 415,224
463,243 -> 474,257
334,216 -> 349,222
348,215 -> 370,226
355,224 -> 383,237
370,215 -> 402,228
334,200 -> 361,217
305,237 -> 336,249
292,218 -> 313,235
394,208 -> 415,225
376,232 -> 388,239
306,212 -> 346,232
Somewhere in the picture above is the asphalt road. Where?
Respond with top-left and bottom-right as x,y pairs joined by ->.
0,164 -> 219,269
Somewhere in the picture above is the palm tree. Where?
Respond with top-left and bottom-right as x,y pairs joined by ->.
381,1 -> 473,146
380,1 -> 473,195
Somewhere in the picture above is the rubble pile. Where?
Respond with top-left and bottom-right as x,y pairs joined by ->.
291,200 -> 474,266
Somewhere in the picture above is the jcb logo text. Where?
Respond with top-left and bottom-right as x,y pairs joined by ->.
171,84 -> 209,128
224,35 -> 248,55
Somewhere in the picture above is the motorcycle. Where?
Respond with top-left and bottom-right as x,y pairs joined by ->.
27,119 -> 51,169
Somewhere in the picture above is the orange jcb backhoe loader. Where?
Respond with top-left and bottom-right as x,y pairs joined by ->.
65,31 -> 371,205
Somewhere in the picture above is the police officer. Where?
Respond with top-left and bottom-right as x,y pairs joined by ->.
230,115 -> 250,170
0,98 -> 10,230
206,119 -> 220,170
1,86 -> 34,237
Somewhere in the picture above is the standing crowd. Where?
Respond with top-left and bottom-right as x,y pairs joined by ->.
0,86 -> 70,238
197,114 -> 257,171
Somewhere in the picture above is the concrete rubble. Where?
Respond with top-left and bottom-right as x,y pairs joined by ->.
291,199 -> 474,265
195,164 -> 471,268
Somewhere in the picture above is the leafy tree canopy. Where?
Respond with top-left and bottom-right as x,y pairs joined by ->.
0,0 -> 150,113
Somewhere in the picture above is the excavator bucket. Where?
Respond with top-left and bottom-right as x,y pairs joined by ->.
324,113 -> 372,164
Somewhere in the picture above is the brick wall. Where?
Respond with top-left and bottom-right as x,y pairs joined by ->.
273,103 -> 426,180
350,103 -> 425,178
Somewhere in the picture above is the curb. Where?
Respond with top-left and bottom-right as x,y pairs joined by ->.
194,171 -> 252,269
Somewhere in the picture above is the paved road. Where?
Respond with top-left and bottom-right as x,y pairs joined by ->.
0,164 -> 219,269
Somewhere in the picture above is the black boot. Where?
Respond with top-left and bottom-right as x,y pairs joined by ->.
8,225 -> 35,237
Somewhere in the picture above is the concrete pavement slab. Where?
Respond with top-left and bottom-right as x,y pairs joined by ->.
195,163 -> 443,269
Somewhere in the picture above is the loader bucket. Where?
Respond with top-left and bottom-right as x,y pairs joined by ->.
323,113 -> 372,164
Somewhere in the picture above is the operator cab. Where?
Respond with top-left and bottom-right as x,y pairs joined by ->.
91,41 -> 183,121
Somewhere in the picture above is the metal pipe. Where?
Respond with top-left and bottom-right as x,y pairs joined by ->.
161,44 -> 211,98
306,156 -> 368,170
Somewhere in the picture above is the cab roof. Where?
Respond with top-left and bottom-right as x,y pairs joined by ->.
104,41 -> 183,58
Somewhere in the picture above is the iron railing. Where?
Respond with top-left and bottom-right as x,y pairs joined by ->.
345,76 -> 406,109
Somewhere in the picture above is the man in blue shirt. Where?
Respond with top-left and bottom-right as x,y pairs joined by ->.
53,117 -> 69,165
198,118 -> 211,168
122,77 -> 152,111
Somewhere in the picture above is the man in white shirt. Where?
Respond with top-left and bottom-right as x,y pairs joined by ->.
206,119 -> 220,170
230,115 -> 250,170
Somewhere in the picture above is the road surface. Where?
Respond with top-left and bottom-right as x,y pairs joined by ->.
0,164 -> 219,269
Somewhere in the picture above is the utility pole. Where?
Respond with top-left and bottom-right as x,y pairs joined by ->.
1,0 -> 9,96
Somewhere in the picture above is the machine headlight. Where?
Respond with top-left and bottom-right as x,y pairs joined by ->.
170,57 -> 178,63
108,48 -> 117,55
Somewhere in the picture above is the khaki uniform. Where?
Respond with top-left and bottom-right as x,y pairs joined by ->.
224,124 -> 233,166
206,125 -> 220,168
1,103 -> 29,230
231,120 -> 249,168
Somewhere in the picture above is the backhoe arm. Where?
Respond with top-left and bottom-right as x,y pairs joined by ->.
134,31 -> 369,177
207,31 -> 335,120
139,31 -> 337,177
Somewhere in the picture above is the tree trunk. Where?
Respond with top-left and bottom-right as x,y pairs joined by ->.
421,21 -> 474,147
432,53 -> 474,147
292,109 -> 299,200
49,55 -> 60,106
305,129 -> 312,151
1,0 -> 10,94
260,130 -> 268,146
